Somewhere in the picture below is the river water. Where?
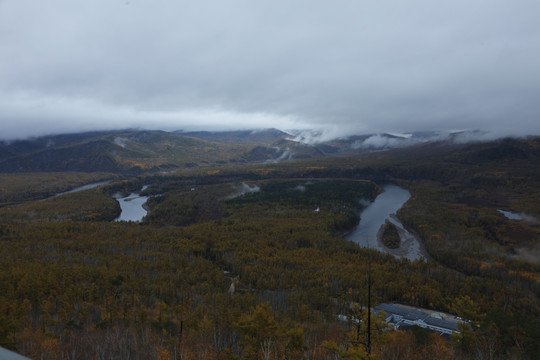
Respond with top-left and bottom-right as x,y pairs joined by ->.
346,184 -> 428,261
114,186 -> 149,222
498,209 -> 525,220
49,181 -> 149,222
52,181 -> 110,198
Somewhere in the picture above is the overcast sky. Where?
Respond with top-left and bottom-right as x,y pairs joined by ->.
1,0 -> 540,141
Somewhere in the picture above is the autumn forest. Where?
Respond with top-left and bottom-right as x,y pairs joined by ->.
0,131 -> 539,359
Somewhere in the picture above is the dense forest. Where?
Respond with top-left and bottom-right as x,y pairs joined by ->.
0,135 -> 539,359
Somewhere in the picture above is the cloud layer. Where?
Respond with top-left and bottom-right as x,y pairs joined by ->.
1,0 -> 540,140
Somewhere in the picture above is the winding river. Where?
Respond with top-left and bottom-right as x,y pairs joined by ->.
114,186 -> 149,222
346,184 -> 429,261
51,181 -> 110,198
50,181 -> 149,222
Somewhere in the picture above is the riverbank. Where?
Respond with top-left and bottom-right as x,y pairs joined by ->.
375,214 -> 431,261
114,192 -> 149,222
346,184 -> 429,261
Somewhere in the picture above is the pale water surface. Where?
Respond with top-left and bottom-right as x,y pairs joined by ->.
346,184 -> 428,261
53,181 -> 110,198
498,209 -> 524,220
114,186 -> 149,222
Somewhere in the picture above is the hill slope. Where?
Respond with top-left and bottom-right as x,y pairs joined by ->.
0,130 -> 251,172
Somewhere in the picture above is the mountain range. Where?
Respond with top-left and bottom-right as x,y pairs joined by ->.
0,128 -> 536,173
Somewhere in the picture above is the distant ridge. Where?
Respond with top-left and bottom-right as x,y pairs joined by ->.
2,128 -> 538,174
177,128 -> 290,144
0,130 -> 247,173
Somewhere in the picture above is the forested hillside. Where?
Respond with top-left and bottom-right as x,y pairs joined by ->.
0,134 -> 538,359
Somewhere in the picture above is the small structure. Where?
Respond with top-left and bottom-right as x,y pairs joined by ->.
375,303 -> 460,335
0,346 -> 31,360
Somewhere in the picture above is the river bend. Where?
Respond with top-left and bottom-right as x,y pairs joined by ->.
346,184 -> 429,261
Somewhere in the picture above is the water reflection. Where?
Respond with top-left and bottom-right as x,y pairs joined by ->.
498,209 -> 524,220
114,186 -> 149,222
346,184 -> 428,261
53,181 -> 110,198
347,184 -> 410,247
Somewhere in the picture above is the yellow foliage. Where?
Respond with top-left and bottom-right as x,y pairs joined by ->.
509,270 -> 540,282
254,168 -> 275,176
157,346 -> 172,360
479,262 -> 491,272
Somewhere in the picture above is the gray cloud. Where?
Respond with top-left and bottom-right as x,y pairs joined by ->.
1,0 -> 539,140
